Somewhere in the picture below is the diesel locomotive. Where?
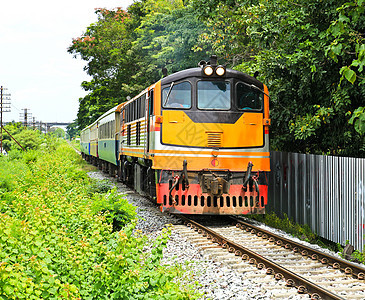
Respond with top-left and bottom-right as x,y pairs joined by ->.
80,56 -> 270,215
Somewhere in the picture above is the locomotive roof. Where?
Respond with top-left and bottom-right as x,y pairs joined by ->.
160,67 -> 264,89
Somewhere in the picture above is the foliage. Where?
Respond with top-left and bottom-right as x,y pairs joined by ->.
70,139 -> 81,152
1,123 -> 66,153
191,0 -> 365,157
90,187 -> 137,231
48,127 -> 65,139
10,128 -> 44,151
1,123 -> 49,153
248,212 -> 365,260
68,7 -> 135,129
0,141 -> 197,299
69,0 -> 364,156
66,120 -> 79,140
86,180 -> 137,230
130,0 -> 211,85
1,122 -> 23,152
337,240 -> 365,263
349,106 -> 365,135
69,1 -> 211,130
249,212 -> 317,243
87,179 -> 113,195
326,1 -> 365,85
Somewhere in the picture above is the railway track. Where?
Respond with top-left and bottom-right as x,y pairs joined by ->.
85,162 -> 365,298
175,216 -> 365,300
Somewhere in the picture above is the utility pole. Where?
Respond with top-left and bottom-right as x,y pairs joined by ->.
20,108 -> 32,128
0,86 -> 11,155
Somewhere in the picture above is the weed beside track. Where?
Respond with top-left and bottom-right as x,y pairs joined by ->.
0,139 -> 197,299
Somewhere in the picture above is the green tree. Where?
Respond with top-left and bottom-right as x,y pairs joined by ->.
66,120 -> 79,140
68,7 -> 138,128
69,1 -> 211,129
11,129 -> 43,151
192,0 -> 364,156
130,0 -> 211,82
1,122 -> 23,152
349,107 -> 365,135
49,127 -> 65,138
326,1 -> 365,86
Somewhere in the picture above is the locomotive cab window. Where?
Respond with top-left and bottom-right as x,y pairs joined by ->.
162,81 -> 191,109
236,82 -> 263,111
197,80 -> 230,110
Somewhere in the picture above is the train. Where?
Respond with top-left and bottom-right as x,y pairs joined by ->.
80,56 -> 270,215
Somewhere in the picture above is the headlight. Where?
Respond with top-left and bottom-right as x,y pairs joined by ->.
203,65 -> 214,76
215,66 -> 225,76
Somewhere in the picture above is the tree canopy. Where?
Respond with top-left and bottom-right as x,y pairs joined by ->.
68,1 -> 211,129
1,122 -> 43,152
69,0 -> 364,157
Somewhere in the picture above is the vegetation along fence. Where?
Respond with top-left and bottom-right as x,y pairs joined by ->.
268,151 -> 365,251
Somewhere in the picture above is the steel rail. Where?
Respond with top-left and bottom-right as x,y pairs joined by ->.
178,215 -> 344,300
232,217 -> 365,280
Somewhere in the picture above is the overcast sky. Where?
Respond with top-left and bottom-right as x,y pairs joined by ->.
0,0 -> 134,124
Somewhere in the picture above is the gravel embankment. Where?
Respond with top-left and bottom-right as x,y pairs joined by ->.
88,171 -> 332,299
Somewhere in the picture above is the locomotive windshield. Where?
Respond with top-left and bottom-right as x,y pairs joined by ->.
162,81 -> 191,108
197,80 -> 230,110
236,82 -> 263,110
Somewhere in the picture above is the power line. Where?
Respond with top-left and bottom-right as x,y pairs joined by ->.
11,103 -> 21,112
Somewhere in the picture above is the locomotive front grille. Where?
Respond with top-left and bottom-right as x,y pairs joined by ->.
207,132 -> 222,147
163,195 -> 264,208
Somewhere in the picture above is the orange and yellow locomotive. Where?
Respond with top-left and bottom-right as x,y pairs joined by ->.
81,56 -> 270,215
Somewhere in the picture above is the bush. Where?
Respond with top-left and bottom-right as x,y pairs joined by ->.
0,141 -> 196,299
11,129 -> 43,151
87,179 -> 113,195
90,187 -> 137,231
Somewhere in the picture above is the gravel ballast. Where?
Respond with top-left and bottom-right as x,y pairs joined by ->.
88,171 -> 339,299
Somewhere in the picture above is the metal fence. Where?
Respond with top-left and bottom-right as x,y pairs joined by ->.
268,151 -> 365,251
